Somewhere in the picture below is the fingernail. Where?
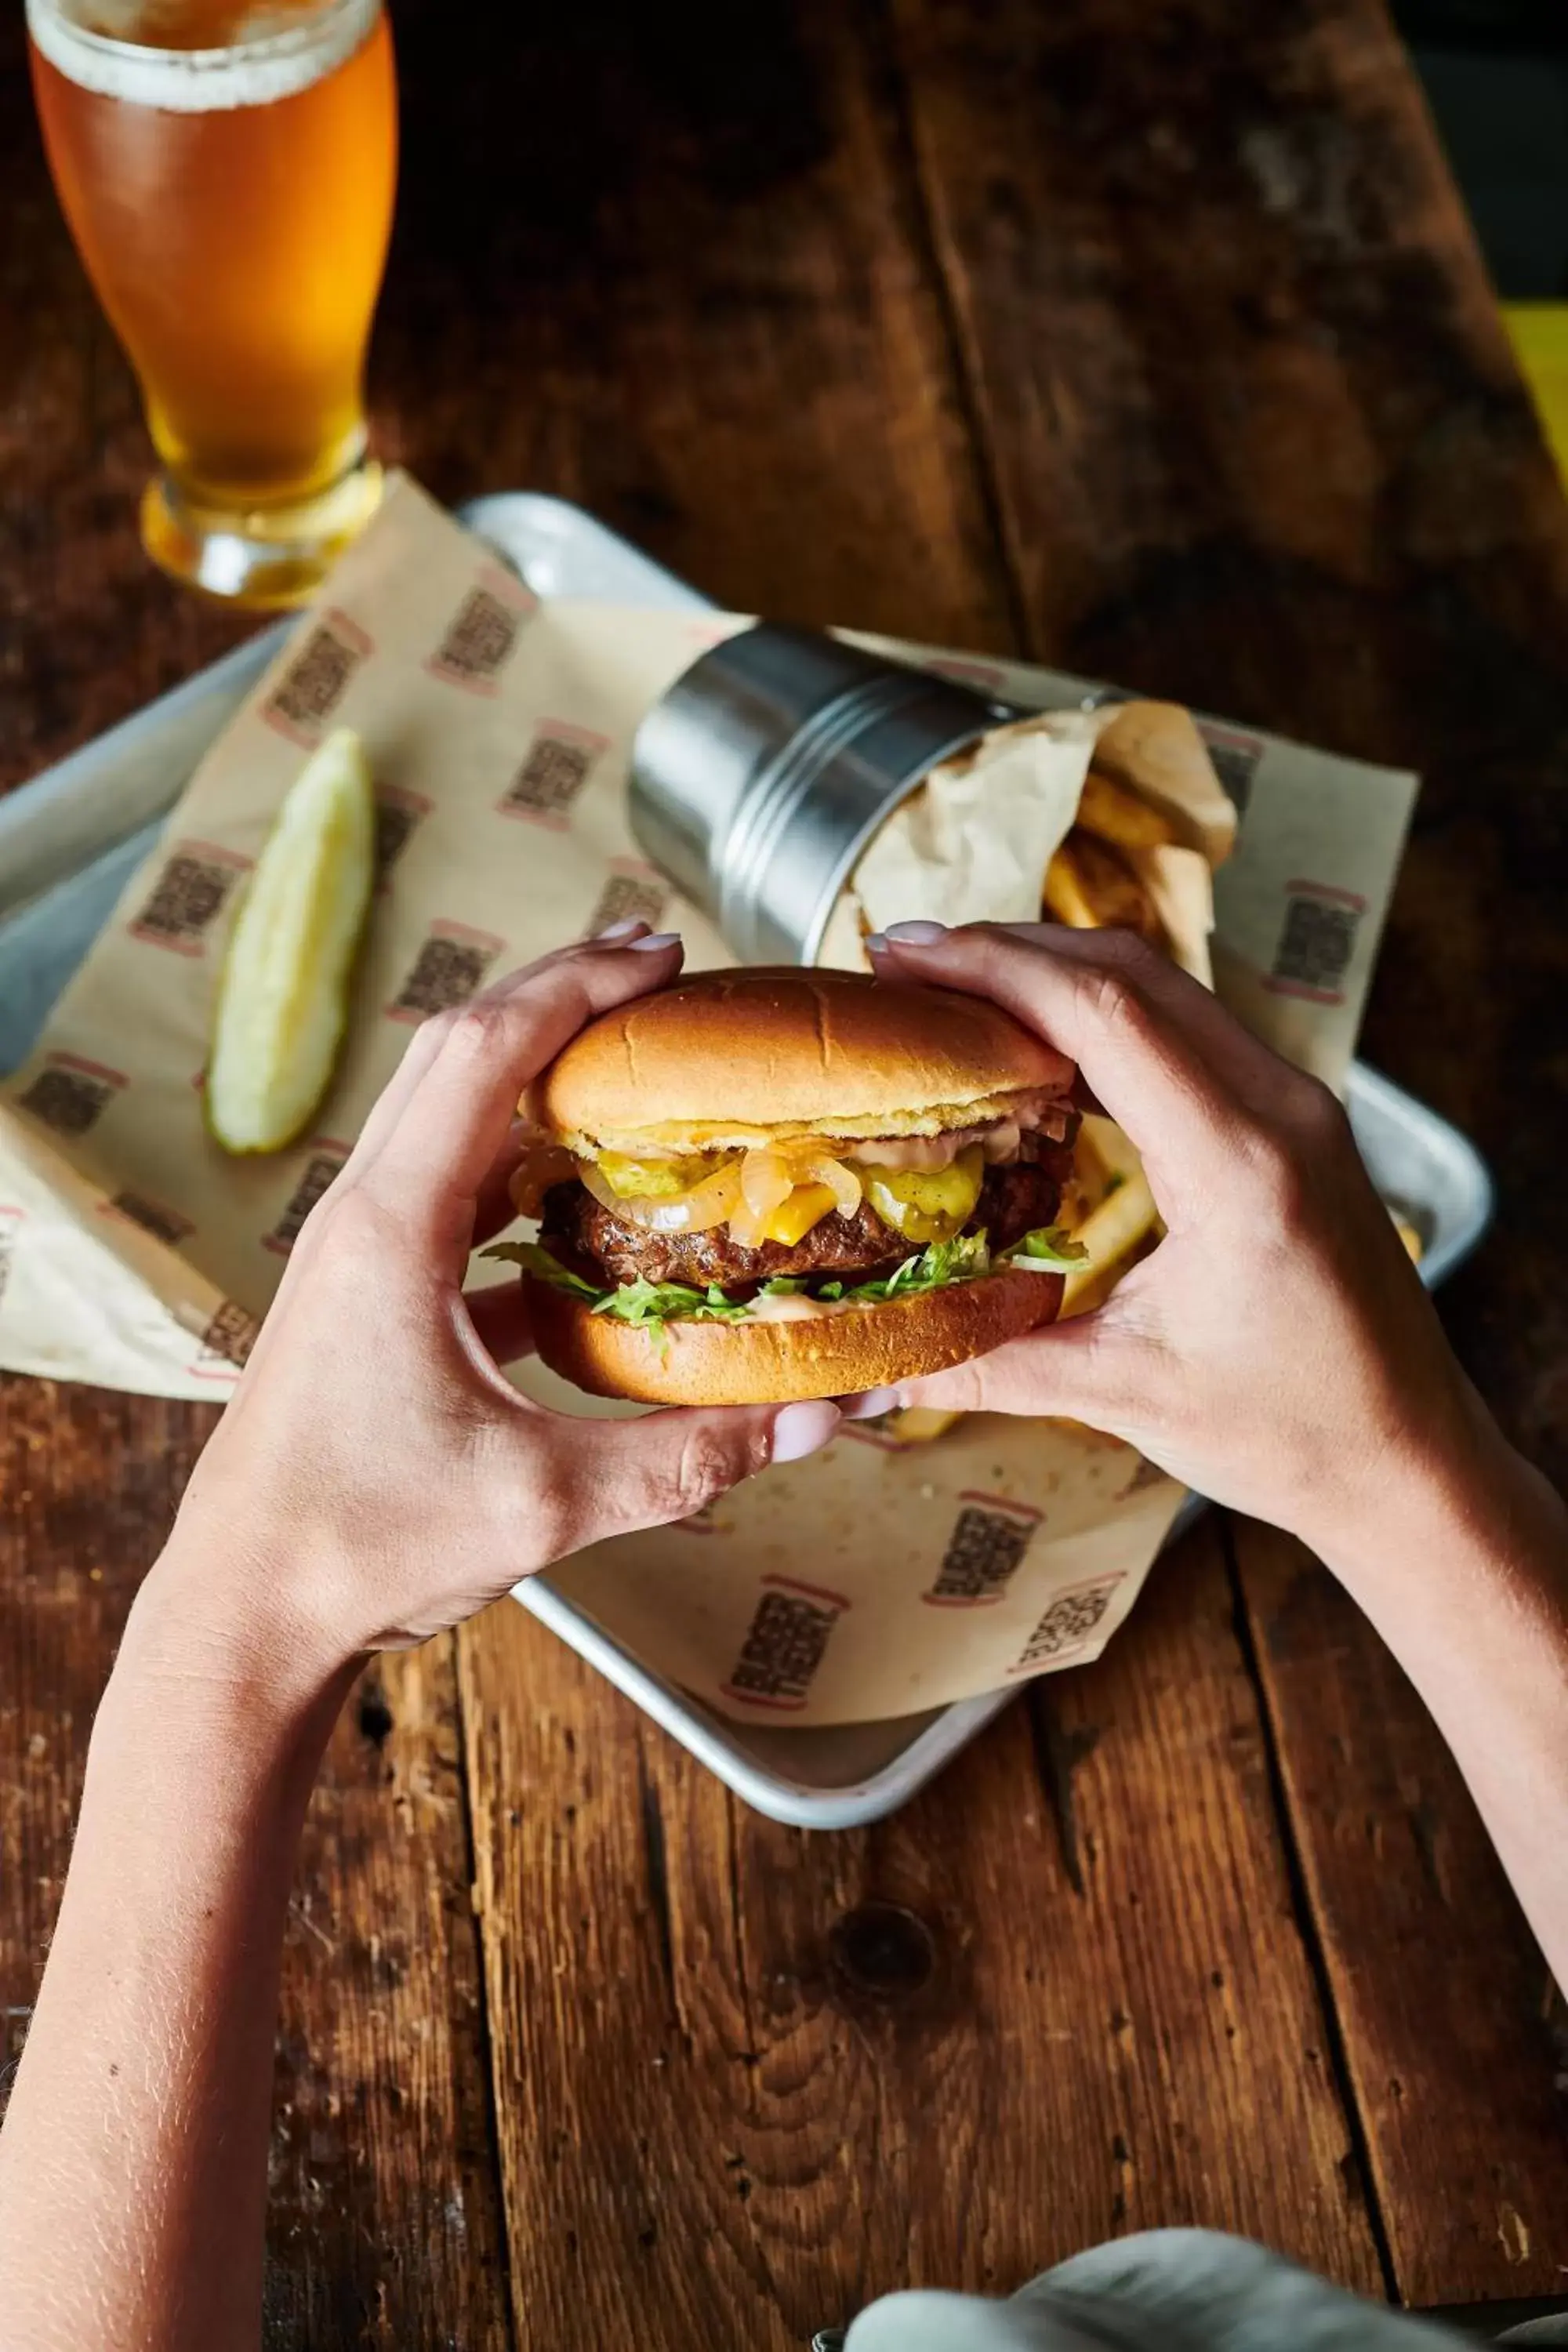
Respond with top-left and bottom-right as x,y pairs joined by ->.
837,1385 -> 901,1420
864,931 -> 888,955
627,930 -> 682,953
771,1399 -> 842,1463
595,916 -> 648,942
883,919 -> 948,946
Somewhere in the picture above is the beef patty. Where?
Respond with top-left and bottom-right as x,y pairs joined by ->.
542,1136 -> 1073,1293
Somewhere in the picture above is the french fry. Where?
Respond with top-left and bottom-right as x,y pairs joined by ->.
1044,831 -> 1162,942
889,1406 -> 964,1445
1079,1112 -> 1144,1190
1061,1169 -> 1158,1316
1043,840 -> 1102,930
1060,1115 -> 1135,1233
1076,765 -> 1178,853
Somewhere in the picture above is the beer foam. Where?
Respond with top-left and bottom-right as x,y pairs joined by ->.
26,0 -> 379,110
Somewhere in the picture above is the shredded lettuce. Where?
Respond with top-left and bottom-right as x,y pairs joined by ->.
595,1275 -> 753,1329
818,1228 -> 993,1305
482,1238 -> 599,1298
484,1222 -> 1087,1334
1003,1225 -> 1090,1272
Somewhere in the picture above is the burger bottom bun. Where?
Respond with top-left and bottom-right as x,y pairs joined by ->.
524,1266 -> 1065,1406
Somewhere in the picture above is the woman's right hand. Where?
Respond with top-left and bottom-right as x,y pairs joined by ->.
867,919 -> 1483,1561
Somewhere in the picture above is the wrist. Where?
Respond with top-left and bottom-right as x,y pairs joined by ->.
118,1529 -> 363,1739
1298,1374 -> 1549,1603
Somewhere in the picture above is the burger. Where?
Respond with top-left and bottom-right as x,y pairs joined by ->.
490,967 -> 1083,1405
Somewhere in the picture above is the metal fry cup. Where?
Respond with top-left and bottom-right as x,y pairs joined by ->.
628,622 -> 1012,964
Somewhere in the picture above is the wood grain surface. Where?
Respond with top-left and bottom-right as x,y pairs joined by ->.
2,0 -> 1564,2341
459,1523 -> 1382,2351
0,1387 -> 513,2347
1231,1519 -> 1568,2303
267,1638 -> 512,2347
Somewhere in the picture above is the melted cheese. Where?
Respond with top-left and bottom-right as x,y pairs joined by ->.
759,1182 -> 839,1245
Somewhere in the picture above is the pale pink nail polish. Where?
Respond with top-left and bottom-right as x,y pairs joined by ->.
883,920 -> 948,946
627,931 -> 682,953
837,1385 -> 901,1420
771,1399 -> 841,1462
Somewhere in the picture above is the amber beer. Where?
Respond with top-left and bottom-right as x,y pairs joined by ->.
27,0 -> 397,606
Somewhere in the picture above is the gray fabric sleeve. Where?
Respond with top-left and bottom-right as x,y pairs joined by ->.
844,2230 -> 1486,2352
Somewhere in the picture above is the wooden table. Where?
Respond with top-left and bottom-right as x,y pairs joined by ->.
2,5 -> 1566,2343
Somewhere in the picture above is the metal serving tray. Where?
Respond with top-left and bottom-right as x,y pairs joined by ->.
0,493 -> 1494,1830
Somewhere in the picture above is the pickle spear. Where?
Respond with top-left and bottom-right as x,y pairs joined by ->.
207,726 -> 376,1156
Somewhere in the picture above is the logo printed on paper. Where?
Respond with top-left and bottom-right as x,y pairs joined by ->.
585,862 -> 666,939
195,1298 -> 260,1372
1008,1576 -> 1123,1674
105,1191 -> 194,1247
15,1054 -> 125,1138
128,840 -> 251,956
372,784 -> 434,887
425,568 -> 532,695
497,719 -> 610,828
722,1573 -> 851,1711
1265,878 -> 1365,1007
262,1142 -> 350,1258
387,921 -> 506,1023
923,1493 -> 1042,1607
1196,721 -> 1265,816
263,609 -> 372,745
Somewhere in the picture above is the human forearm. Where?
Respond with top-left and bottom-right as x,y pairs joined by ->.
873,924 -> 1568,1982
0,1550 -> 354,2352
1319,1396 -> 1568,1982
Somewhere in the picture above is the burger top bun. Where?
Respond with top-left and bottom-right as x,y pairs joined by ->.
524,966 -> 1075,1153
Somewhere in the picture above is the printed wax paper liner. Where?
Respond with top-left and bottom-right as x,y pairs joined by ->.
0,474 -> 1415,1724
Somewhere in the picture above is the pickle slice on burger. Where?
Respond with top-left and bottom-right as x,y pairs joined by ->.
487,967 -> 1084,1406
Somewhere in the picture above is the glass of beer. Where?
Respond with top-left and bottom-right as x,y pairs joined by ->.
27,0 -> 397,608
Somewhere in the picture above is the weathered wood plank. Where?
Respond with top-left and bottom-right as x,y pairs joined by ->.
267,1637 -> 513,2347
460,1521 -> 1382,2349
1230,1516 -> 1568,2304
0,1381 -> 513,2347
369,0 -> 1016,648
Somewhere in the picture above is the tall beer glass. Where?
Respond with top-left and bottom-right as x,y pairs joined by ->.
27,0 -> 397,608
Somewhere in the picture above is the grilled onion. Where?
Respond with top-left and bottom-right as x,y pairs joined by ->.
725,1203 -> 771,1251
579,1158 -> 742,1232
509,1145 -> 576,1219
739,1149 -> 796,1221
784,1152 -> 863,1218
